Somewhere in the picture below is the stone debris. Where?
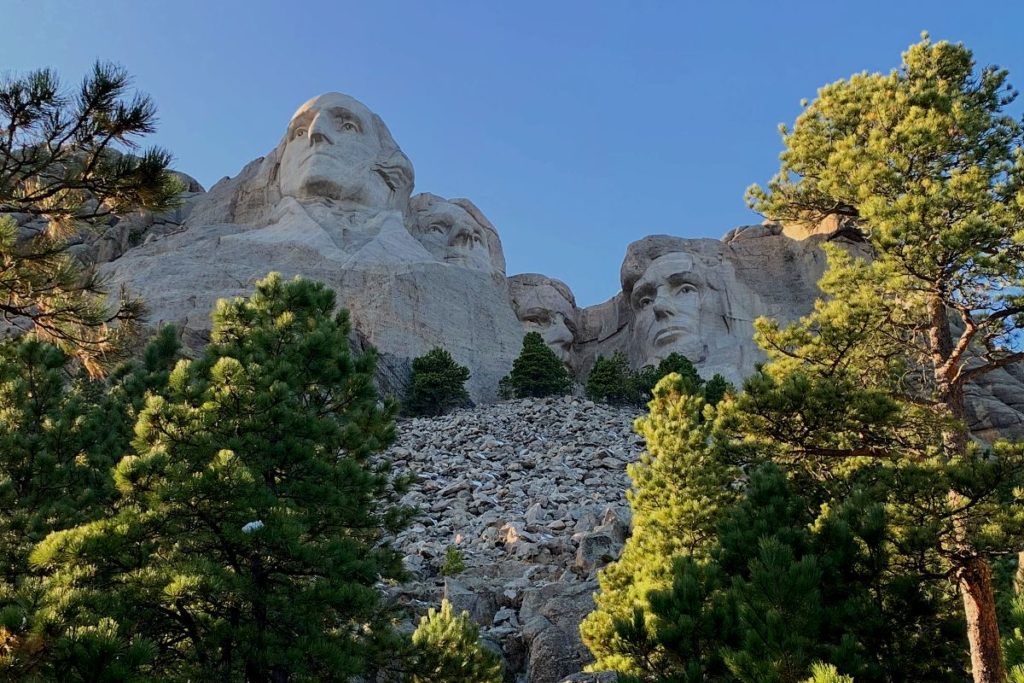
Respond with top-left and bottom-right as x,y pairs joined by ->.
383,395 -> 643,682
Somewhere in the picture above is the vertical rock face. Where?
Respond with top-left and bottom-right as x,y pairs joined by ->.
93,91 -> 1024,436
99,92 -> 523,402
571,230 -> 870,385
508,274 -> 579,371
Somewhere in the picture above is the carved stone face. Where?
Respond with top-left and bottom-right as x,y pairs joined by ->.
629,252 -> 705,366
277,93 -> 411,209
509,276 -> 577,365
521,305 -> 576,364
412,200 -> 493,272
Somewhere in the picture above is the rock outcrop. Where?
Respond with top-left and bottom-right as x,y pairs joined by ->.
90,90 -> 1024,437
385,396 -> 642,682
98,93 -> 522,402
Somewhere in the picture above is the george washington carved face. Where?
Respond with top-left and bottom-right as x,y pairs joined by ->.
277,93 -> 412,210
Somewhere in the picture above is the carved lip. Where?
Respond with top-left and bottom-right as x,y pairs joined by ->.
653,326 -> 688,345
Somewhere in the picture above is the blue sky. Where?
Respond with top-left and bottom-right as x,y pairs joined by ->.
3,1 -> 1022,305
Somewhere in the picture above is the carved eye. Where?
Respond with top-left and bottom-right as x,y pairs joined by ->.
675,283 -> 698,295
294,128 -> 307,139
342,121 -> 359,132
428,222 -> 447,234
524,314 -> 551,326
638,296 -> 653,309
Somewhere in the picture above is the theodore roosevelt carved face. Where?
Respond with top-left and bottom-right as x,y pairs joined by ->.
509,274 -> 577,365
277,92 -> 412,210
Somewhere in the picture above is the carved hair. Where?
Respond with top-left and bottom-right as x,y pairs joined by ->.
620,235 -> 736,335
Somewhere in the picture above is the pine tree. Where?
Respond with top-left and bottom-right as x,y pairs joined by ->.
604,461 -> 962,682
405,347 -> 471,416
804,663 -> 854,683
410,600 -> 502,683
501,331 -> 572,398
580,374 -> 739,674
0,328 -> 180,679
612,556 -> 739,683
586,352 -> 634,404
31,273 -> 412,680
747,35 -> 1024,681
700,374 -> 731,408
632,353 -> 704,403
0,62 -> 180,372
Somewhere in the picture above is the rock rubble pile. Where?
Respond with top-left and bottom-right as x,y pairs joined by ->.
385,396 -> 642,683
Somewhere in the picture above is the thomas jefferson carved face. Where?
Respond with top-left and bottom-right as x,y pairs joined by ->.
412,200 -> 492,271
277,93 -> 412,209
509,276 -> 577,365
629,252 -> 705,366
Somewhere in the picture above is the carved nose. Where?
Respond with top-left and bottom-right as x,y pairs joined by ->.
653,294 -> 675,320
308,115 -> 333,146
450,228 -> 479,249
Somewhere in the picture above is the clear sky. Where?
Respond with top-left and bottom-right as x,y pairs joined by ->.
3,1 -> 1022,306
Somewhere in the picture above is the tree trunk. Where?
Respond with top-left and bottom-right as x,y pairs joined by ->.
930,296 -> 1007,683
958,554 -> 1007,682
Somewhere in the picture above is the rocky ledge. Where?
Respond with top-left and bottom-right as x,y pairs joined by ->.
384,396 -> 642,682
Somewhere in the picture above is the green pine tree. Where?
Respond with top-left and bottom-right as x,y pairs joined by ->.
405,347 -> 471,416
746,35 -> 1024,680
586,352 -> 634,404
580,374 -> 739,675
804,663 -> 854,683
0,327 -> 181,679
700,374 -> 732,408
0,62 -> 181,372
410,600 -> 502,683
501,331 -> 572,398
632,353 -> 704,403
31,273 -> 412,681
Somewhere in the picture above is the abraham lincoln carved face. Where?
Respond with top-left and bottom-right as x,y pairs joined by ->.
629,252 -> 706,366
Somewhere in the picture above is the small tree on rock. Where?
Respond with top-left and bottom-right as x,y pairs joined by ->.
586,352 -> 633,404
405,347 -> 471,416
410,600 -> 502,683
501,331 -> 572,398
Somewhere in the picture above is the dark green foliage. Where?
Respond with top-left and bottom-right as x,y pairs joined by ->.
31,273 -> 412,681
410,600 -> 502,683
0,62 -> 180,370
614,557 -> 738,683
405,347 -> 471,416
440,545 -> 466,576
0,328 -> 181,679
609,465 -> 962,682
586,352 -> 634,404
0,339 -> 112,581
701,374 -> 731,407
585,351 -> 730,408
501,331 -> 572,398
632,353 -> 704,403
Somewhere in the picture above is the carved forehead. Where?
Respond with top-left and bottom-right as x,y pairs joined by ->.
413,200 -> 472,225
289,92 -> 375,127
635,252 -> 701,287
510,276 -> 576,317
